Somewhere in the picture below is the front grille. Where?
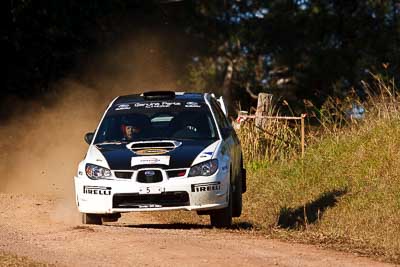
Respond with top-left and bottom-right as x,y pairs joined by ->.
137,170 -> 163,183
113,192 -> 189,208
114,171 -> 133,179
131,164 -> 167,170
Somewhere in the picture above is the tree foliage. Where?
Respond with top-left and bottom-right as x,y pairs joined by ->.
184,0 -> 400,111
3,0 -> 400,116
3,0 -> 163,99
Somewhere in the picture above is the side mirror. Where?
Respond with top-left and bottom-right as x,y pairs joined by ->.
84,132 -> 94,145
221,128 -> 232,139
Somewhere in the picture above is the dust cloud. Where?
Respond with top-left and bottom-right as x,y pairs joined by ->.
0,34 -> 184,223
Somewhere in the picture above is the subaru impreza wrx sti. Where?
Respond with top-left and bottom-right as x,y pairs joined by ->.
74,91 -> 246,227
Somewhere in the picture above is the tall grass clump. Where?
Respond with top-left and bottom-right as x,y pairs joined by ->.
237,118 -> 300,163
236,98 -> 303,163
239,73 -> 400,263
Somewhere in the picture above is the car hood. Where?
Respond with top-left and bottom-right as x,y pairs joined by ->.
93,139 -> 219,170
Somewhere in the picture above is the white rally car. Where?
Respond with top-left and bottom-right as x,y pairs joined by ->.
74,91 -> 246,227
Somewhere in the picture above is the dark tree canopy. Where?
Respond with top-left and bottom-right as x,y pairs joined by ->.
3,0 -> 400,117
3,0 -> 157,97
184,0 -> 400,111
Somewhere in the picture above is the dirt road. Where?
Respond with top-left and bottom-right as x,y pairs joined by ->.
0,193 -> 392,267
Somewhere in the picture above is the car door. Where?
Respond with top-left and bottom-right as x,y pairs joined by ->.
210,99 -> 240,179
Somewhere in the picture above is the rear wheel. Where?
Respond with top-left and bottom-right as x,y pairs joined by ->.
210,186 -> 232,228
82,213 -> 102,225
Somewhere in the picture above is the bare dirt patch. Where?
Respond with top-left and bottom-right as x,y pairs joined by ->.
0,193 -> 393,267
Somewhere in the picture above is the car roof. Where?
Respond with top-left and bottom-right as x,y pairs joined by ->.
113,92 -> 207,106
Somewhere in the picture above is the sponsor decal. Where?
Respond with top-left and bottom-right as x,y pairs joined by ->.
185,101 -> 201,108
135,148 -> 169,155
134,102 -> 181,108
199,151 -> 213,158
131,156 -> 170,166
191,182 -> 221,193
137,204 -> 162,208
83,186 -> 111,195
115,104 -> 131,111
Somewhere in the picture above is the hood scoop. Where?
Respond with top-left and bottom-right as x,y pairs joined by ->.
126,141 -> 182,155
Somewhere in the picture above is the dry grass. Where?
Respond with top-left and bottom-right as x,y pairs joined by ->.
236,73 -> 400,263
240,116 -> 400,262
237,73 -> 400,163
0,251 -> 50,266
237,119 -> 301,162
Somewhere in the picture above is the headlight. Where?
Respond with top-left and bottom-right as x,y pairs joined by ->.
85,163 -> 112,179
188,159 -> 218,177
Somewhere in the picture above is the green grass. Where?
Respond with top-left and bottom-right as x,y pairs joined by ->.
239,117 -> 400,263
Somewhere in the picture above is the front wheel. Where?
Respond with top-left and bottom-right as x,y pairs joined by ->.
82,213 -> 102,225
210,187 -> 232,228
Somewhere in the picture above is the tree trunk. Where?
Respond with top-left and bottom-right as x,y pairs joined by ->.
245,82 -> 258,99
222,60 -> 233,116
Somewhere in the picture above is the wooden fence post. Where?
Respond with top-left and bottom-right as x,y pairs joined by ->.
301,114 -> 306,158
255,93 -> 273,129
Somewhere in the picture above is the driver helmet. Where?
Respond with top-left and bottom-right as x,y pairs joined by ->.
121,116 -> 143,141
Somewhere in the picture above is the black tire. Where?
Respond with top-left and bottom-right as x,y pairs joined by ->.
241,168 -> 247,193
102,213 -> 121,223
82,213 -> 102,225
210,186 -> 232,228
232,170 -> 243,217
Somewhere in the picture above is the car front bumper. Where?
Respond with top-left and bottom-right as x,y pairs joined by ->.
74,170 -> 229,214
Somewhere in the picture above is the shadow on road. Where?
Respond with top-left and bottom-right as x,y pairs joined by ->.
113,221 -> 254,230
277,188 -> 347,229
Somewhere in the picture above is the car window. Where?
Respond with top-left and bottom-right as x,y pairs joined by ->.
210,99 -> 230,130
94,101 -> 218,143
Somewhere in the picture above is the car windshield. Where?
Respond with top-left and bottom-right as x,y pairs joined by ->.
94,100 -> 219,144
